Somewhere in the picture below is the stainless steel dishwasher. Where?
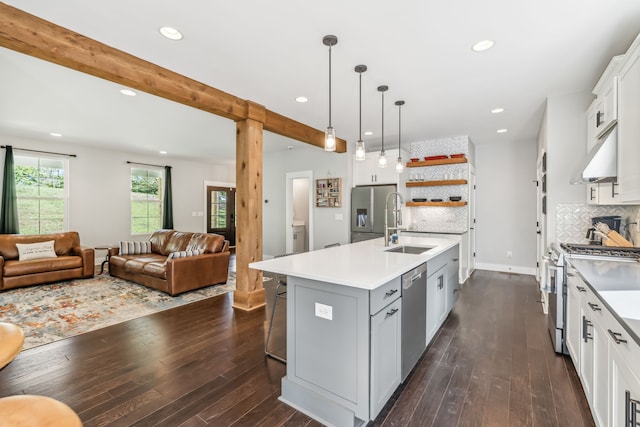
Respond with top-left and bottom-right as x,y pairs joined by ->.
401,262 -> 427,381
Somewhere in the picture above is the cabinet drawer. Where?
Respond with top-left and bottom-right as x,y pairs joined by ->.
428,250 -> 451,276
370,276 -> 401,314
598,304 -> 640,381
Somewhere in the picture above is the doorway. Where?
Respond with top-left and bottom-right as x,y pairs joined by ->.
286,171 -> 313,254
206,185 -> 236,246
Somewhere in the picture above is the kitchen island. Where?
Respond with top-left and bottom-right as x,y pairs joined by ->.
250,236 -> 459,427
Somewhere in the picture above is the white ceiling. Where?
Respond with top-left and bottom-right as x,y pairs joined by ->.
2,0 -> 640,164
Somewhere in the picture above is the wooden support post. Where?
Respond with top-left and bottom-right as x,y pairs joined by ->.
233,102 -> 266,311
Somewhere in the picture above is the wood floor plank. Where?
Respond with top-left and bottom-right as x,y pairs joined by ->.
0,270 -> 593,427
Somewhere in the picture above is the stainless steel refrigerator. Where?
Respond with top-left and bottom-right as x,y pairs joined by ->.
351,184 -> 397,243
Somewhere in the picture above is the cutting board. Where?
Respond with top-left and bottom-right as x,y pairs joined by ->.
603,230 -> 633,247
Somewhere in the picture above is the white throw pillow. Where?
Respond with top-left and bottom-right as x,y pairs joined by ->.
15,240 -> 58,261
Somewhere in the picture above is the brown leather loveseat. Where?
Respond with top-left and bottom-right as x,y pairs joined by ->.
0,232 -> 95,291
108,229 -> 231,296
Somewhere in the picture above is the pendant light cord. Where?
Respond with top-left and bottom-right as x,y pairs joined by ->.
328,44 -> 332,128
381,90 -> 385,151
398,103 -> 401,151
358,72 -> 362,141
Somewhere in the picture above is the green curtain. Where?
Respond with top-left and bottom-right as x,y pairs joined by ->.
162,166 -> 173,229
0,145 -> 19,234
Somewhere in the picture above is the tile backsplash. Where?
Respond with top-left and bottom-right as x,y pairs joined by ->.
556,203 -> 640,244
407,135 -> 471,233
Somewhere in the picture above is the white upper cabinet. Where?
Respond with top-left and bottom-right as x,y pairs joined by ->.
353,149 -> 406,186
590,56 -> 622,143
617,35 -> 640,202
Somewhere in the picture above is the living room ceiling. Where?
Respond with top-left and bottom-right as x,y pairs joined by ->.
2,1 -> 640,164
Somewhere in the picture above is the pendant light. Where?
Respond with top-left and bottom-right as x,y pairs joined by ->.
378,85 -> 388,168
395,100 -> 405,173
323,35 -> 338,152
354,65 -> 367,161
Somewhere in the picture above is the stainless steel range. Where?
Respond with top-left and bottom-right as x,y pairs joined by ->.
545,243 -> 640,354
544,243 -> 566,354
560,243 -> 640,260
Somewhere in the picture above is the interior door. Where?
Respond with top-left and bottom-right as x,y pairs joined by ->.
207,186 -> 236,246
468,167 -> 477,274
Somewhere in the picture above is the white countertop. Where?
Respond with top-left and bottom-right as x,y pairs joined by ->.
250,236 -> 458,290
568,258 -> 640,346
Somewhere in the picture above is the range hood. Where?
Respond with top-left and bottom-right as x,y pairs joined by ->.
571,125 -> 617,184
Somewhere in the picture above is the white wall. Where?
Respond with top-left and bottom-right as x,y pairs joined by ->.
475,138 -> 537,274
0,135 -> 234,248
263,146 -> 350,258
545,90 -> 594,244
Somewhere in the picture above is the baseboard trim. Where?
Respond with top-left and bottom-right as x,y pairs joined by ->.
475,262 -> 536,276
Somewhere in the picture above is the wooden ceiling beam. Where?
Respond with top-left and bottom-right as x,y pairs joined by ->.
0,3 -> 347,152
264,110 -> 347,153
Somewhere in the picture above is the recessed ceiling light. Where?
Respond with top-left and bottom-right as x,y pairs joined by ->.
159,151 -> 167,155
472,40 -> 494,52
49,132 -> 62,137
491,108 -> 504,114
295,96 -> 308,103
120,89 -> 136,97
159,26 -> 183,41
364,131 -> 373,136
497,128 -> 508,133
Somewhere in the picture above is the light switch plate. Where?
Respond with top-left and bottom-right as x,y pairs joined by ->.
315,302 -> 333,320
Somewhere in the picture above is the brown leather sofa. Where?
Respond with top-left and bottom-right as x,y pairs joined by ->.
0,232 -> 95,291
108,229 -> 231,296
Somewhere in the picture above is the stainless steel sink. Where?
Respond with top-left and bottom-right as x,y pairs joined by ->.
385,245 -> 435,254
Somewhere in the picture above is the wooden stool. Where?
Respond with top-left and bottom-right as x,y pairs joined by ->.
0,323 -> 24,369
0,395 -> 82,427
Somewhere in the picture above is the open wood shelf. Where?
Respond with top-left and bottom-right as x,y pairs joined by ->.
315,177 -> 341,207
406,201 -> 468,207
406,157 -> 468,167
406,179 -> 468,187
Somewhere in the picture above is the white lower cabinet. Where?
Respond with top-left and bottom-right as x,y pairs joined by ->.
579,299 -> 595,405
591,313 -> 608,427
565,271 -> 582,367
611,345 -> 640,427
574,280 -> 609,427
566,265 -> 640,427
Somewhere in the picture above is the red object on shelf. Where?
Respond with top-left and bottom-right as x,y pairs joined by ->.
410,158 -> 420,162
424,155 -> 448,161
450,153 -> 465,158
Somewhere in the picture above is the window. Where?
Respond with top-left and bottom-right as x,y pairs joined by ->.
14,154 -> 68,234
130,167 -> 163,234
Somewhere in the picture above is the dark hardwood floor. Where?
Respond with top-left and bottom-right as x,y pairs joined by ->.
0,270 -> 593,426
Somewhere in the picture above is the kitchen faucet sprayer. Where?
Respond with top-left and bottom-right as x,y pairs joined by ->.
385,192 -> 406,246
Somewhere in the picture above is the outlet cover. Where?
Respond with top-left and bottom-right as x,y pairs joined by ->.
315,302 -> 333,320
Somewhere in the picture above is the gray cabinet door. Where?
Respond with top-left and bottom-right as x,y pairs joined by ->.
447,271 -> 459,312
370,298 -> 402,419
426,264 -> 447,342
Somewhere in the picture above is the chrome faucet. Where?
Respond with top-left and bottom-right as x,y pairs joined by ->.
385,192 -> 406,246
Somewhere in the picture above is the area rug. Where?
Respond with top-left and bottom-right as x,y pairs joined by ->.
0,273 -> 236,350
